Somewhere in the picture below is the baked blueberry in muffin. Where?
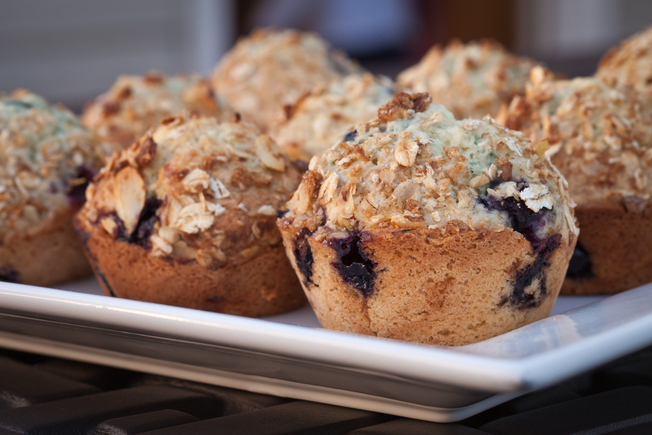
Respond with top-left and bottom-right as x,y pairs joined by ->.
501,66 -> 652,295
278,92 -> 577,345
397,39 -> 540,120
82,71 -> 230,159
212,28 -> 362,131
0,90 -> 103,286
269,73 -> 395,162
75,112 -> 305,316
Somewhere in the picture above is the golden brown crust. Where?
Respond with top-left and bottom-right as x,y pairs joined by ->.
561,204 -> 652,295
278,220 -> 574,345
596,26 -> 652,97
77,214 -> 305,316
82,72 -> 230,159
397,39 -> 540,119
0,207 -> 92,286
211,28 -> 361,130
268,73 -> 394,162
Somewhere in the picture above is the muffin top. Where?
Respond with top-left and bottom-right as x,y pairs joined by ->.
82,71 -> 229,158
597,26 -> 652,96
284,93 -> 577,245
500,67 -> 652,210
269,73 -> 395,162
397,39 -> 540,120
80,113 -> 302,268
212,28 -> 361,130
0,89 -> 102,237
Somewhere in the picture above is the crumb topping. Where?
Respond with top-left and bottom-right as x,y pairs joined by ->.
82,71 -> 230,158
269,73 -> 394,162
0,89 -> 102,237
597,26 -> 652,97
212,28 -> 362,130
284,93 -> 577,241
397,39 -> 540,119
500,67 -> 652,209
80,113 -> 302,267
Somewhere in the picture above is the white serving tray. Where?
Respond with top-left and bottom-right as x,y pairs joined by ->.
0,278 -> 649,423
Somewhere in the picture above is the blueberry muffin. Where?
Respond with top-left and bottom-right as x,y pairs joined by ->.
82,71 -> 230,159
597,26 -> 652,96
501,67 -> 652,295
277,93 -> 577,345
211,28 -> 362,131
269,73 -> 395,162
0,90 -> 103,286
75,112 -> 305,316
397,39 -> 540,120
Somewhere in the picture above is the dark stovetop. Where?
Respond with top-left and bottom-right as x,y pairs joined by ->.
0,345 -> 651,434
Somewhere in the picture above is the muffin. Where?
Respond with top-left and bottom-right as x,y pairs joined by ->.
501,67 -> 652,295
596,26 -> 652,96
0,90 -> 103,286
211,28 -> 362,131
397,39 -> 540,120
277,93 -> 577,345
75,112 -> 305,316
269,73 -> 395,162
82,71 -> 230,159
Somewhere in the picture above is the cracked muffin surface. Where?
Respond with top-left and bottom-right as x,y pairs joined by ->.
82,71 -> 230,159
269,73 -> 395,162
0,89 -> 103,285
278,93 -> 577,345
397,39 -> 540,120
501,67 -> 652,295
212,28 -> 361,130
76,113 -> 306,316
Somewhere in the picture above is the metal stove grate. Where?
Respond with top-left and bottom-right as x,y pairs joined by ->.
0,345 -> 651,434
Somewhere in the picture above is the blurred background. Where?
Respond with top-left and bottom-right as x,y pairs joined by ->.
1,0 -> 651,112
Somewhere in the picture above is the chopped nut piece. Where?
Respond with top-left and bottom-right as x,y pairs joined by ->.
255,135 -> 286,172
182,169 -> 210,192
113,166 -> 146,236
395,140 -> 419,167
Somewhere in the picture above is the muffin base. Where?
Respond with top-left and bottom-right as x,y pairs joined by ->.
0,208 -> 92,287
561,205 -> 652,295
75,216 -> 306,317
279,221 -> 574,346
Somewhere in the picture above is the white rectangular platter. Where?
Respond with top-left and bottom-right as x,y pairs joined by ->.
0,278 -> 649,423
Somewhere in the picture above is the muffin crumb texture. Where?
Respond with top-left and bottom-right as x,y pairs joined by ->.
212,28 -> 361,130
501,66 -> 652,295
278,93 -> 576,345
82,72 -> 230,158
0,89 -> 102,285
397,39 -> 540,120
270,73 -> 394,162
76,113 -> 306,316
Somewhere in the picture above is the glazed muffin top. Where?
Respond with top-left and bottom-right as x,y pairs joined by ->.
269,73 -> 395,162
284,93 -> 577,244
596,26 -> 652,96
500,67 -> 652,210
0,89 -> 102,237
397,39 -> 540,120
212,28 -> 362,130
79,113 -> 302,268
82,71 -> 229,158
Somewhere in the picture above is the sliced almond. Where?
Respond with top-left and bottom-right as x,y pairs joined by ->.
113,166 -> 146,237
255,135 -> 286,172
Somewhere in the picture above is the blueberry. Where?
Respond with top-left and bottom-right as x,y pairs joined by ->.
292,228 -> 314,286
343,130 -> 358,142
566,242 -> 594,279
326,232 -> 376,298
